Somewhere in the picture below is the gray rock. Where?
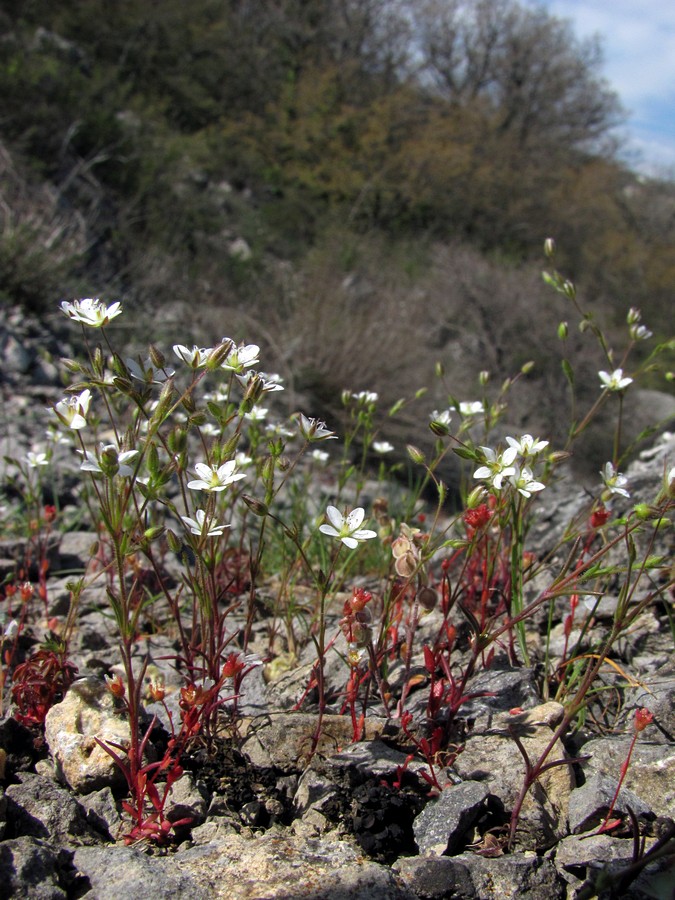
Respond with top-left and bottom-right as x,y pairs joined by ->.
453,703 -> 574,850
459,852 -> 566,899
568,772 -> 652,834
294,768 -> 337,817
240,712 -> 388,770
394,855 -> 476,899
413,781 -> 490,855
73,845 -> 207,899
5,773 -> 99,846
44,675 -> 131,793
460,664 -> 541,723
165,772 -> 208,827
554,831 -> 643,880
623,657 -> 675,743
78,786 -> 122,839
0,836 -> 67,899
327,738 -> 432,783
580,736 -> 675,819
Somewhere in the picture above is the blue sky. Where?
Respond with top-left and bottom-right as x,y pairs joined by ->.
534,0 -> 675,176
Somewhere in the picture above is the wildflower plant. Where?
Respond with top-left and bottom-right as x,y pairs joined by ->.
2,251 -> 671,853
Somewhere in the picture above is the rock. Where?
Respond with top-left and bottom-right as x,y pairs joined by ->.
453,703 -> 574,850
172,829 -> 417,899
412,781 -> 490,855
395,852 -> 565,900
165,772 -> 208,828
79,786 -> 122,840
44,676 -> 131,793
0,836 -> 68,899
460,663 -> 542,724
5,772 -> 99,845
568,772 -> 652,834
580,736 -> 675,820
554,831 -> 646,889
73,845 -> 207,900
459,852 -> 566,899
240,712 -> 388,770
0,785 -> 6,840
394,855 -> 475,899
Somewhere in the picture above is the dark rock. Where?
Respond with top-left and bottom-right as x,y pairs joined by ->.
460,852 -> 566,899
413,781 -> 490,855
394,855 -> 476,899
0,836 -> 67,899
5,772 -> 100,846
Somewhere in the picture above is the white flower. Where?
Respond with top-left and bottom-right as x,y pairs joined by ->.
126,356 -> 174,384
473,445 -> 518,490
61,298 -> 122,327
298,413 -> 338,442
244,406 -> 268,422
187,460 -> 246,492
79,444 -> 139,477
181,509 -> 230,537
505,434 -> 549,459
319,506 -> 377,549
352,391 -> 378,405
630,324 -> 652,341
173,344 -> 212,368
599,369 -> 633,392
235,451 -> 253,468
221,341 -> 260,373
3,619 -> 19,641
236,371 -> 284,393
601,462 -> 630,499
509,466 -> 546,498
311,449 -> 329,464
456,401 -> 484,416
373,441 -> 394,454
23,450 -> 49,468
53,389 -> 92,430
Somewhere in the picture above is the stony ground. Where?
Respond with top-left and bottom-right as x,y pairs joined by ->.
1,307 -> 674,899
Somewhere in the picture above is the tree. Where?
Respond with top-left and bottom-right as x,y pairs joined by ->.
410,0 -> 623,154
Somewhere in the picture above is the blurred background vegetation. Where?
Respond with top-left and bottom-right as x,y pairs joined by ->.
1,0 -> 673,471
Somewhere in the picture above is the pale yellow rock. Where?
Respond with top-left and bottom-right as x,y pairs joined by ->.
44,675 -> 131,794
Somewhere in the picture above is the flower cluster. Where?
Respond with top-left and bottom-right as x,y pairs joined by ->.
473,434 -> 548,497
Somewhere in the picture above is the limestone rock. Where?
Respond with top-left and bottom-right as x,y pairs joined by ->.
413,781 -> 490,855
44,676 -> 131,793
453,703 -> 574,850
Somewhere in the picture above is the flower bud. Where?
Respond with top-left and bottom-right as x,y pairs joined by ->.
407,444 -> 425,464
166,529 -> 182,553
435,361 -> 445,378
429,419 -> 450,437
562,280 -> 576,300
417,586 -> 437,612
521,360 -> 534,375
557,321 -> 569,340
479,370 -> 490,386
149,345 -> 166,369
466,485 -> 487,509
626,306 -> 641,325
206,340 -> 234,370
544,238 -> 556,259
242,495 -> 269,517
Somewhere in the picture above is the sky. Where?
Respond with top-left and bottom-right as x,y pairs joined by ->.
534,0 -> 675,176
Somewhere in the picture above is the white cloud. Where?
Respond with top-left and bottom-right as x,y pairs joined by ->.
534,1 -> 675,171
